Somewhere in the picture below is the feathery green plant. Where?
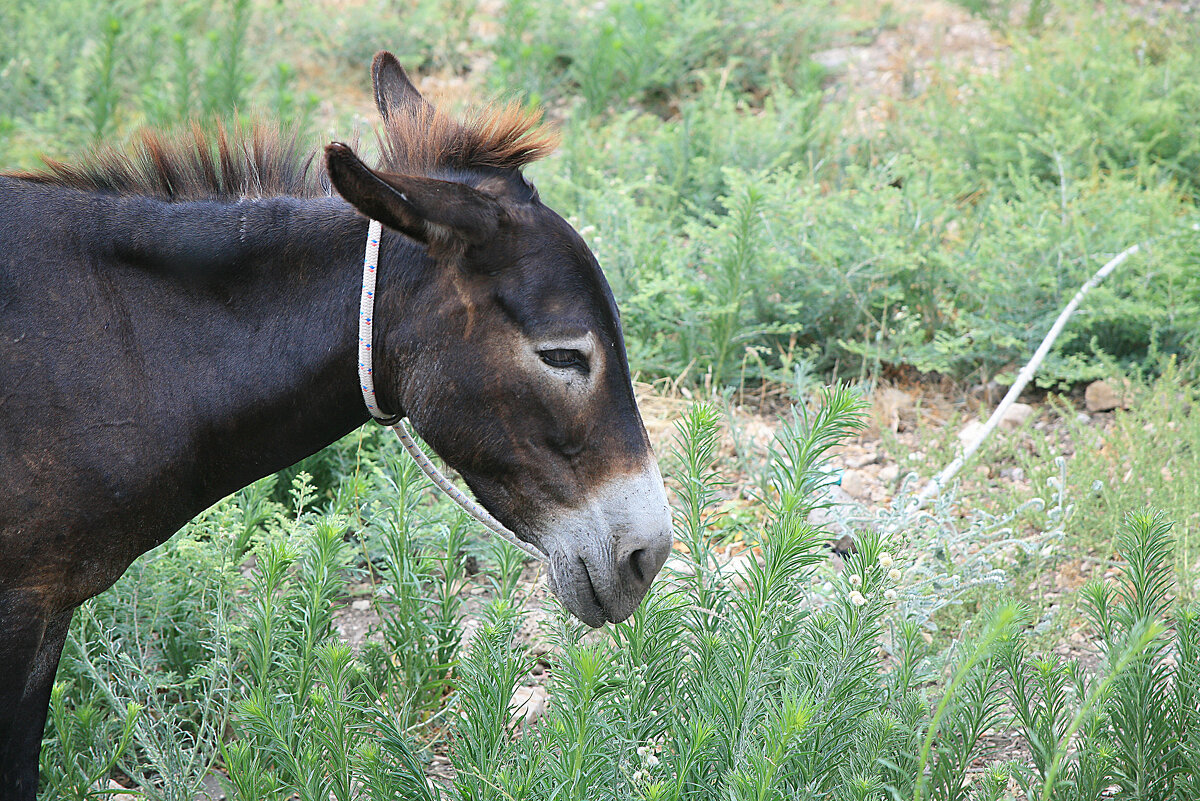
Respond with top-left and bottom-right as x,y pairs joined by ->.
38,683 -> 140,801
451,598 -> 531,801
367,470 -> 469,730
433,387 -> 949,801
36,389 -> 1200,800
997,509 -> 1199,801
914,602 -> 1021,801
85,15 -> 121,142
39,504 -> 238,800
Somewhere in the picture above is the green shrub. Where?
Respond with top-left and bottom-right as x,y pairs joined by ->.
0,0 -> 315,167
920,6 -> 1200,199
490,0 -> 833,113
41,505 -> 239,800
519,1 -> 1200,388
542,142 -> 1200,387
323,0 -> 478,77
1003,510 -> 1200,801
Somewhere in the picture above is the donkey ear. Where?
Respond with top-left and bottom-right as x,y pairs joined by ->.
372,51 -> 431,118
326,142 -> 501,247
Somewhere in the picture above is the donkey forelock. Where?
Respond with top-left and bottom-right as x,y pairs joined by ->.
376,101 -> 558,177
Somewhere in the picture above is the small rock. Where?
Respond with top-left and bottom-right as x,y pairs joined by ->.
1085,379 -> 1129,412
1000,402 -> 1035,430
1000,466 -> 1026,482
103,782 -> 138,801
843,449 -> 879,469
663,555 -> 695,577
811,46 -> 864,70
958,419 -> 986,446
196,773 -> 228,801
509,685 -> 549,726
1076,412 -> 1091,424
878,464 -> 899,483
742,418 -> 778,452
845,453 -> 879,469
840,469 -> 870,500
351,599 -> 371,612
876,388 -> 915,433
970,380 -> 1004,404
722,551 -> 763,590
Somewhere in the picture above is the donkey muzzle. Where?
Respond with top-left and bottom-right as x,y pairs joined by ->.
540,464 -> 673,626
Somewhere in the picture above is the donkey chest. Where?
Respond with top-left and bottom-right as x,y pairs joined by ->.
0,431 -> 200,607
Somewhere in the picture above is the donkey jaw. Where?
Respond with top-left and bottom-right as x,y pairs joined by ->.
538,464 -> 674,627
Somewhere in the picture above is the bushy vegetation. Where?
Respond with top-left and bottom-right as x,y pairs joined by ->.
5,0 -> 1200,387
532,9 -> 1200,387
0,0 -> 318,163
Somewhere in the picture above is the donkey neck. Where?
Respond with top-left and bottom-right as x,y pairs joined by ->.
96,193 -> 422,504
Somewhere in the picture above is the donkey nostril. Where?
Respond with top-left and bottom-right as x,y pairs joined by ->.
626,548 -> 648,584
620,534 -> 672,591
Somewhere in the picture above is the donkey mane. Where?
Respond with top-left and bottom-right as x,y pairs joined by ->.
10,122 -> 322,202
8,101 -> 557,202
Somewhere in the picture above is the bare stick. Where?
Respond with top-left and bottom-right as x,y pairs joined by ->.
909,244 -> 1141,512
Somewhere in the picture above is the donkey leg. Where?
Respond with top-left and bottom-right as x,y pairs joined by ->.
0,604 -> 72,801
0,597 -> 49,801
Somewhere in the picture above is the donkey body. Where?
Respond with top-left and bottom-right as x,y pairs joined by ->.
0,54 -> 671,797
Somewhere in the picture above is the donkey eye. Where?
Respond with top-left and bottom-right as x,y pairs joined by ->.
538,348 -> 587,370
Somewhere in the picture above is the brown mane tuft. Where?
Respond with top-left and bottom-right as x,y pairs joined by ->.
378,100 -> 559,176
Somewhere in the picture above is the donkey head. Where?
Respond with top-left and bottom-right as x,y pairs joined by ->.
325,53 -> 673,626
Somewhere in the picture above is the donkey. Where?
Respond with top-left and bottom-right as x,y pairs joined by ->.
0,52 -> 673,797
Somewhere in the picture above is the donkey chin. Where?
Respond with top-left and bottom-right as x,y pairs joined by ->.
534,464 -> 674,627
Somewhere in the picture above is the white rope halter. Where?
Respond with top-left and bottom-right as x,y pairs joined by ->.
358,219 -> 548,563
